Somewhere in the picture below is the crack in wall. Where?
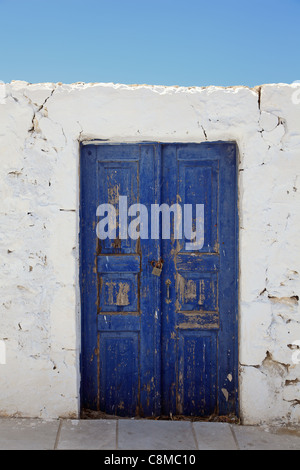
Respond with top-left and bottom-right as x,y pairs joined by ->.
255,85 -> 288,152
21,86 -> 68,149
241,351 -> 289,374
201,125 -> 208,141
257,85 -> 262,112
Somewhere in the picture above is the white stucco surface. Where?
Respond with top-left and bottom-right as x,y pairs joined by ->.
0,81 -> 299,424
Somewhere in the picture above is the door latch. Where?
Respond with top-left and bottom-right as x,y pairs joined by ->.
165,279 -> 171,303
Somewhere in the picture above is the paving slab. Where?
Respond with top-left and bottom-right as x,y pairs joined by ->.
193,422 -> 238,450
0,418 -> 299,450
118,419 -> 197,450
0,418 -> 59,450
232,425 -> 300,450
57,419 -> 117,450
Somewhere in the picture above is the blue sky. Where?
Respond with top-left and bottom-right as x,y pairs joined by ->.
0,0 -> 299,87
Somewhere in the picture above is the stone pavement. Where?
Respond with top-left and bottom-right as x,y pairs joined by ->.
0,418 -> 299,450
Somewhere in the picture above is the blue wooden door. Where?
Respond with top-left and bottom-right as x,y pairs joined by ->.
80,142 -> 238,418
161,144 -> 238,417
80,144 -> 162,417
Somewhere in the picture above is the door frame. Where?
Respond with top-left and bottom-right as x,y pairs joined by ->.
79,141 -> 240,418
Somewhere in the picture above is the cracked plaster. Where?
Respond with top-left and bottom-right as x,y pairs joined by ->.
0,81 -> 299,424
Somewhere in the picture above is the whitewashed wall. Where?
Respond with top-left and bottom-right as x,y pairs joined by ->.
0,81 -> 299,425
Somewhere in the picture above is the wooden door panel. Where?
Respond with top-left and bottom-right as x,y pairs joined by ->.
161,143 -> 238,417
80,143 -> 161,416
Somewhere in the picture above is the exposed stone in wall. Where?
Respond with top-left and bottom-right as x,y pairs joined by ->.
0,81 -> 299,424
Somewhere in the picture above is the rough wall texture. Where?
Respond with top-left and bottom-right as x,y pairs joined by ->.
0,81 -> 299,424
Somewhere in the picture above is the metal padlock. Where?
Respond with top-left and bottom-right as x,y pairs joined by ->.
151,259 -> 163,277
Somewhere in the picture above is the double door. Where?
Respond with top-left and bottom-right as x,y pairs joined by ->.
80,142 -> 238,417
